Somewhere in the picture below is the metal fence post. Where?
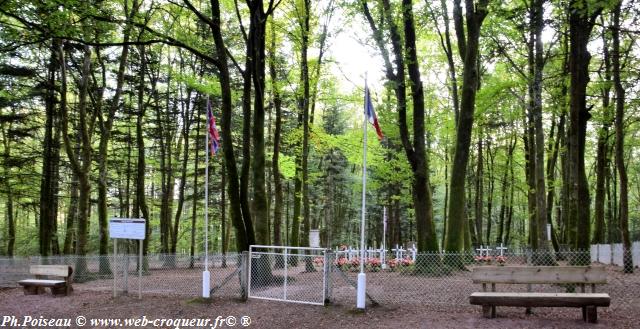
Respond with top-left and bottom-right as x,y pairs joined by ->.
283,247 -> 288,301
113,240 -> 117,298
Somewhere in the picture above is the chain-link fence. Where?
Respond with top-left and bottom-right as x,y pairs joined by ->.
1,249 -> 638,311
0,253 -> 242,299
327,250 -> 639,310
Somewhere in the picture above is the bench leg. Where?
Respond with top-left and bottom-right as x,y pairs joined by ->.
585,306 -> 597,323
482,305 -> 493,318
51,286 -> 68,296
23,286 -> 44,295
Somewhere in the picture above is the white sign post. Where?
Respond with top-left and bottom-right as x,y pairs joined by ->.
109,218 -> 145,299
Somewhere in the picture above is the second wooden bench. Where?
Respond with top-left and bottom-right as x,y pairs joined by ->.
469,265 -> 610,323
18,265 -> 73,296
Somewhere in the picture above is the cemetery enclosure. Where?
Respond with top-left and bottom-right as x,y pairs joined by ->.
1,250 -> 639,312
591,242 -> 640,266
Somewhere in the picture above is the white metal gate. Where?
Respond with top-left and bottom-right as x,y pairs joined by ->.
248,245 -> 331,305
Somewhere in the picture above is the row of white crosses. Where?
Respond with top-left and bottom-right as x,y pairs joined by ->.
335,244 -> 418,261
391,244 -> 418,260
475,243 -> 508,257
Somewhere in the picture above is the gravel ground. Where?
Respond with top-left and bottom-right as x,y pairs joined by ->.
0,286 -> 638,329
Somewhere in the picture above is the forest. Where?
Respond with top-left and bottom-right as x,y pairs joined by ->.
0,0 -> 638,271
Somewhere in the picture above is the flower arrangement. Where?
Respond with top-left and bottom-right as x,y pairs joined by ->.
474,255 -> 493,264
332,257 -> 386,272
400,257 -> 414,267
495,255 -> 507,265
333,257 -> 349,271
366,257 -> 382,272
312,257 -> 324,267
385,257 -> 415,272
332,256 -> 418,272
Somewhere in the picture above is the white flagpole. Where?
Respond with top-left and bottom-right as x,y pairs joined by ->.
382,206 -> 387,269
357,75 -> 368,309
202,97 -> 211,298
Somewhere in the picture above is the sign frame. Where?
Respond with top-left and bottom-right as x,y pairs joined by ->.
109,218 -> 146,240
109,218 -> 145,299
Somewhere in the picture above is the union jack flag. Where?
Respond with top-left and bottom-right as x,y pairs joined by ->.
207,98 -> 220,156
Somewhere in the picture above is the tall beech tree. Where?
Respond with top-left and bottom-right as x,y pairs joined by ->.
611,0 -> 633,273
362,0 -> 438,252
182,0 -> 255,251
39,42 -> 61,257
445,0 -> 490,252
59,43 -> 93,274
567,0 -> 603,252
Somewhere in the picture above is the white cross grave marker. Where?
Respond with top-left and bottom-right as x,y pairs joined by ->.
496,244 -> 508,257
409,244 -> 417,261
476,245 -> 491,257
392,245 -> 406,259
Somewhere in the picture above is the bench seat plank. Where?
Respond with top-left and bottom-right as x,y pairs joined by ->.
18,279 -> 66,287
470,292 -> 611,308
472,266 -> 607,284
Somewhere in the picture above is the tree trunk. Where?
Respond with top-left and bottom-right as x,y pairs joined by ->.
568,0 -> 601,253
442,148 -> 449,248
59,43 -> 92,275
497,135 -> 516,244
239,44 -> 253,243
249,0 -> 271,246
485,139 -> 494,245
611,1 -> 633,273
269,20 -> 283,250
546,113 -> 563,251
39,41 -> 61,257
402,0 -> 438,253
96,1 -> 137,274
504,149 -> 516,246
593,21 -> 612,244
531,0 -> 548,251
474,136 -> 483,246
362,0 -> 438,253
210,0 -> 254,251
134,45 -> 151,261
1,126 -> 15,256
172,60 -> 194,254
64,167 -> 78,255
444,0 -> 489,252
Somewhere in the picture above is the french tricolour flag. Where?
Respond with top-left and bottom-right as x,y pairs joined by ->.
365,85 -> 383,140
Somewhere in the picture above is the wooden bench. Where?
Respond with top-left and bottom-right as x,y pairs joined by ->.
18,265 -> 73,296
469,266 -> 610,323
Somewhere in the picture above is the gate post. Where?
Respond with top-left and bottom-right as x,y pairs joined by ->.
240,251 -> 249,301
324,250 -> 333,304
